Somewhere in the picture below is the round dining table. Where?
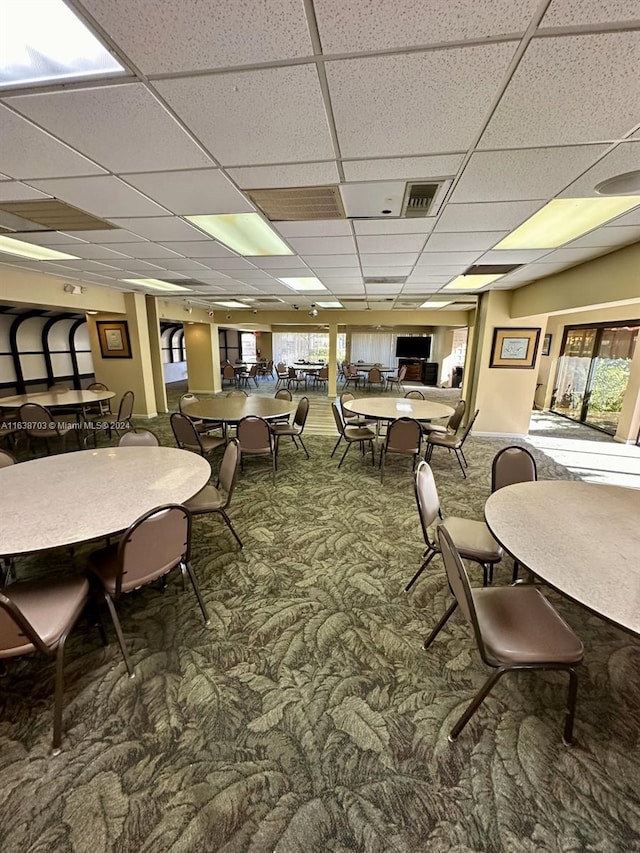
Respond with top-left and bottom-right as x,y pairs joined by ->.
184,396 -> 296,424
0,446 -> 210,557
484,480 -> 640,636
0,389 -> 116,410
343,396 -> 454,422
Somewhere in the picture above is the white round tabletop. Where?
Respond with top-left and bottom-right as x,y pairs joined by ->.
184,397 -> 296,423
0,389 -> 116,409
0,446 -> 211,556
343,396 -> 454,422
484,481 -> 640,636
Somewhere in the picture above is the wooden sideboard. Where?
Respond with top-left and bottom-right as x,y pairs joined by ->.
398,359 -> 439,386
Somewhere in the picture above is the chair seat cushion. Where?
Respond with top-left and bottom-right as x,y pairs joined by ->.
185,484 -> 224,513
344,425 -> 376,441
421,423 -> 449,435
427,431 -> 460,448
473,586 -> 584,665
201,434 -> 226,452
441,516 -> 502,563
0,576 -> 89,656
270,423 -> 300,436
89,544 -> 170,595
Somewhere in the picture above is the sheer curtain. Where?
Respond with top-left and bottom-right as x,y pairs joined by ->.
273,332 -> 346,365
350,332 -> 400,367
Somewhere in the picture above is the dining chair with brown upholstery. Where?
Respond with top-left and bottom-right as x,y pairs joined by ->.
339,392 -> 376,428
90,390 -> 135,441
287,366 -> 306,392
491,445 -> 538,581
236,416 -> 276,484
88,504 -> 209,677
0,575 -> 90,752
421,399 -> 466,438
366,367 -> 385,393
19,402 -> 78,455
184,439 -> 243,548
270,396 -> 310,462
86,381 -> 112,416
170,412 -> 225,459
424,408 -> 479,479
118,429 -> 160,447
0,448 -> 17,467
239,363 -> 259,388
313,365 -> 329,389
386,364 -> 407,394
404,390 -> 425,400
331,402 -> 376,469
222,363 -> 237,388
379,417 -> 422,484
425,525 -> 583,745
179,393 -> 224,437
406,460 -> 502,591
342,364 -> 361,390
275,362 -> 289,390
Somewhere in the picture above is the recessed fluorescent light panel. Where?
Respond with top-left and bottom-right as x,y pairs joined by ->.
420,301 -> 452,308
1,0 -> 125,87
213,301 -> 251,309
444,274 -> 504,291
494,197 -> 640,250
279,277 -> 327,292
186,213 -> 293,256
316,301 -> 343,308
121,278 -> 191,292
0,234 -> 79,260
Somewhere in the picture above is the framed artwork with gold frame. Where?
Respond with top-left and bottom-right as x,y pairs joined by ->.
490,327 -> 541,369
96,320 -> 132,359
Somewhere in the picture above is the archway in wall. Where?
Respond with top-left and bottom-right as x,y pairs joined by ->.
160,323 -> 187,390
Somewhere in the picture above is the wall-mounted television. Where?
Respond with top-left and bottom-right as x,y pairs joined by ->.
395,336 -> 431,359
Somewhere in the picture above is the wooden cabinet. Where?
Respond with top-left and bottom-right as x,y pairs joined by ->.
398,359 -> 439,386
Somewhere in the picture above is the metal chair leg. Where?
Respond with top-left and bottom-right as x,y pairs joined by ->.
423,601 -> 458,649
338,442 -> 352,469
220,509 -> 243,549
52,633 -> 69,754
563,669 -> 579,745
448,668 -> 506,742
103,593 -> 135,678
182,560 -> 210,626
455,450 -> 467,478
405,548 -> 437,592
331,435 -> 343,457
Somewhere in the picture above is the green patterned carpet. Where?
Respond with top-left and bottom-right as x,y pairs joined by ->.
1,392 -> 640,852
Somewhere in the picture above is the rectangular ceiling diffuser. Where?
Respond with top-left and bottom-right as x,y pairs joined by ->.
402,183 -> 441,218
0,199 -> 116,231
246,186 -> 345,221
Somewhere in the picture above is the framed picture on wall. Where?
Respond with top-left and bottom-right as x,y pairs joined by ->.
96,320 -> 132,358
489,327 -> 541,369
542,333 -> 552,356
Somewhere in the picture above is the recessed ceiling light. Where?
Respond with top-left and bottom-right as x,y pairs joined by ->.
315,301 -> 343,308
419,301 -> 452,308
213,300 -> 251,309
279,277 -> 327,292
121,278 -> 191,292
444,274 -> 504,291
494,197 -> 640,250
1,0 -> 125,88
0,234 -> 79,260
596,171 -> 640,196
186,213 -> 293,256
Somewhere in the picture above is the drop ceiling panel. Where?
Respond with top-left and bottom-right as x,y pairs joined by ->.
479,249 -> 553,263
314,271 -> 364,280
315,0 -> 539,53
559,142 -> 640,197
157,66 -> 334,166
64,229 -> 146,243
158,241 -> 236,258
287,236 -> 356,255
353,218 -> 436,236
356,235 -> 426,254
0,182 -> 51,201
541,246 -> 618,264
7,84 -> 212,173
604,206 -> 640,227
415,251 -> 483,266
323,283 -> 365,294
199,258 -> 259,271
365,282 -> 403,294
274,220 -> 353,238
5,231 -> 87,245
325,43 -> 518,159
425,231 -> 508,251
252,256 -> 309,269
45,259 -> 121,273
303,256 -> 360,268
95,259 -> 163,271
435,201 -> 543,232
542,0 -> 640,27
451,145 -> 609,203
343,154 -> 464,182
123,169 -> 253,215
0,106 -> 105,180
560,227 -> 640,249
108,217 -> 209,241
361,266 -> 414,276
146,258 -> 211,271
67,244 -> 131,261
359,253 -> 418,266
77,0 -> 313,73
105,242 -> 181,259
228,162 -> 340,189
480,33 -> 640,149
27,176 -> 168,218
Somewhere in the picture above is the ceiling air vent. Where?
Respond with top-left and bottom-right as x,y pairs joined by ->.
364,276 -> 407,285
464,264 -> 522,275
246,186 -> 345,221
402,183 -> 440,218
0,199 -> 116,231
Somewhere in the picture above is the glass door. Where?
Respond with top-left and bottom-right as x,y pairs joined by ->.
551,328 -> 597,421
583,325 -> 639,434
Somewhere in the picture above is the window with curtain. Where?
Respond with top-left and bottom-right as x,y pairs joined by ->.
240,332 -> 257,361
273,332 -> 346,366
350,332 -> 400,366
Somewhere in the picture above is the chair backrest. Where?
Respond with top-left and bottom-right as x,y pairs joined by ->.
179,393 -> 199,413
217,438 -> 240,502
436,525 -> 485,655
170,411 -> 203,453
87,382 -> 108,392
0,449 -> 17,468
339,391 -> 358,422
368,367 -> 382,383
458,408 -> 480,448
275,388 -> 292,401
447,399 -> 466,433
118,430 -> 159,447
414,461 -> 441,538
318,366 -> 329,379
397,364 -> 407,381
287,366 -> 297,378
405,390 -> 425,400
277,362 -> 286,374
293,396 -> 309,430
19,403 -> 55,436
115,504 -> 190,598
246,364 -> 258,377
386,417 -> 421,454
331,401 -> 346,435
117,390 -> 135,421
237,416 -> 272,452
227,389 -> 248,397
223,364 -> 236,380
491,445 -> 537,493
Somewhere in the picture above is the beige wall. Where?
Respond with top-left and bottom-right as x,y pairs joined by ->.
1,266 -> 127,313
184,322 -> 222,395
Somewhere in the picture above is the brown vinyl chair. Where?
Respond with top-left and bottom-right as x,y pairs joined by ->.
170,412 -> 225,459
222,363 -> 237,388
90,390 -> 135,441
425,408 -> 479,479
342,364 -> 360,390
366,366 -> 385,393
179,393 -> 223,437
313,365 -> 329,389
236,416 -> 276,484
406,460 -> 502,591
287,366 -> 306,392
331,402 -> 376,469
87,382 -> 112,415
118,429 -> 160,447
19,402 -> 78,455
339,392 -> 376,428
270,396 -> 310,461
425,525 -> 583,745
404,390 -> 425,400
184,439 -> 243,548
421,399 -> 466,438
239,363 -> 259,388
88,504 -> 209,677
275,362 -> 289,390
271,388 -> 293,424
0,575 -> 90,752
386,364 -> 407,394
379,417 -> 422,484
491,446 -> 538,582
